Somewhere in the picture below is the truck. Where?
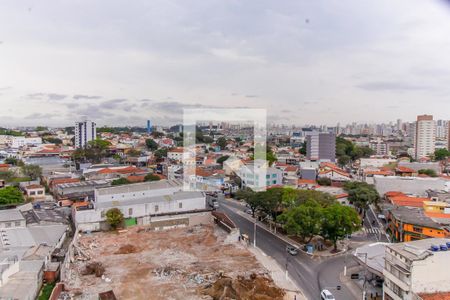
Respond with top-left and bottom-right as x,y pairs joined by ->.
206,192 -> 223,209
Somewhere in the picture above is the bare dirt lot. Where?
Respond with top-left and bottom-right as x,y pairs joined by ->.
66,224 -> 284,300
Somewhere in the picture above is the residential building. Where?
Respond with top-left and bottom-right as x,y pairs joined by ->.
23,184 -> 46,201
236,160 -> 282,191
415,115 -> 436,160
386,206 -> 448,242
383,238 -> 450,300
10,137 -> 42,149
369,138 -> 389,156
306,132 -> 336,162
75,118 -> 96,148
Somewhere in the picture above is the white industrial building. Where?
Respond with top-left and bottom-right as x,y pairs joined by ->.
74,180 -> 209,231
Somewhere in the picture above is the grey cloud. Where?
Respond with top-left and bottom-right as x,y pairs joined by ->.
74,105 -> 114,118
27,92 -> 67,100
47,93 -> 67,100
73,94 -> 102,100
357,81 -> 431,92
26,112 -> 58,119
245,95 -> 259,98
100,98 -> 128,109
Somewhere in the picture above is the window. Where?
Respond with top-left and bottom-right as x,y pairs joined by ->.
272,180 -> 277,184
5,222 -> 11,228
272,174 -> 277,178
179,202 -> 182,209
14,221 -> 21,227
38,190 -> 43,195
128,208 -> 133,216
155,205 -> 159,212
412,226 -> 422,233
30,191 -> 36,195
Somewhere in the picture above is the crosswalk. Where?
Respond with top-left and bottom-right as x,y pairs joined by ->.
363,227 -> 382,234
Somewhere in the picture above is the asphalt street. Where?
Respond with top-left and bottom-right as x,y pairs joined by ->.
219,200 -> 360,300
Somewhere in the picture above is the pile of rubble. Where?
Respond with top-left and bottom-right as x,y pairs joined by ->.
202,273 -> 285,300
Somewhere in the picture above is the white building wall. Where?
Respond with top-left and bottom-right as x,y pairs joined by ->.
411,252 -> 450,294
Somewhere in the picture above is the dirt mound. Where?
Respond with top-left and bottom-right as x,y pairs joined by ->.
114,244 -> 138,254
81,262 -> 105,277
202,273 -> 285,300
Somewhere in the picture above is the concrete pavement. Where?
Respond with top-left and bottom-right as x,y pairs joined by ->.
219,200 -> 359,300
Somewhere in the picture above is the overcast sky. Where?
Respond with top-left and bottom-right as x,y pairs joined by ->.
1,0 -> 450,127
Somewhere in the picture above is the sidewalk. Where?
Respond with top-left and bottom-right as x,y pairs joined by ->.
248,246 -> 306,300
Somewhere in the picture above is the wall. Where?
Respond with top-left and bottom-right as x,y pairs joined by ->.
412,251 -> 450,294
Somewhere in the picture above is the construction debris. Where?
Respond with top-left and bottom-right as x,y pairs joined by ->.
65,224 -> 284,299
81,262 -> 105,277
202,273 -> 285,300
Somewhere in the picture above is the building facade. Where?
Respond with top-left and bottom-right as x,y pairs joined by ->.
414,115 -> 435,160
306,132 -> 336,162
75,118 -> 96,148
383,238 -> 450,300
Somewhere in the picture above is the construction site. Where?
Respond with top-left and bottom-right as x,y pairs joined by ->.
62,223 -> 286,300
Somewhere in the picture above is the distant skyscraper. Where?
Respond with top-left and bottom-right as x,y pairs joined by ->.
147,120 -> 152,134
75,117 -> 96,148
306,132 -> 336,162
414,115 -> 435,160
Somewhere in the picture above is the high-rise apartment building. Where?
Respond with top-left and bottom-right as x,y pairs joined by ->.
414,115 -> 435,160
306,132 -> 336,162
75,118 -> 96,148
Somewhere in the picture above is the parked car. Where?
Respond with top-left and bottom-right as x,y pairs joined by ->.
320,289 -> 335,300
286,245 -> 299,256
244,208 -> 253,215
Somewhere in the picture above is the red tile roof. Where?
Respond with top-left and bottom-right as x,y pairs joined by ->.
127,175 -> 146,182
389,195 -> 429,207
50,178 -> 80,187
419,292 -> 450,300
395,166 -> 415,173
298,179 -> 316,184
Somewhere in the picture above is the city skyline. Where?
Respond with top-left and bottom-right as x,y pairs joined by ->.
1,0 -> 450,127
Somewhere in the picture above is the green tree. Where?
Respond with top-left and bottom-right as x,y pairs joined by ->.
321,204 -> 360,251
4,157 -> 18,165
278,200 -> 323,243
217,137 -> 227,149
145,139 -> 159,151
144,174 -> 161,182
43,137 -> 63,144
151,131 -> 164,138
337,155 -> 351,167
434,149 -> 450,161
0,186 -> 24,205
418,169 -> 438,177
299,141 -> 307,155
317,177 -> 332,186
111,178 -> 131,186
21,164 -> 42,180
105,208 -> 124,230
154,148 -> 168,159
344,182 -> 380,212
216,155 -> 230,165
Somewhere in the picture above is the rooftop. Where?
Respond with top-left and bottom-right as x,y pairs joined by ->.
0,209 -> 25,222
387,238 -> 450,261
389,206 -> 443,229
96,179 -> 182,196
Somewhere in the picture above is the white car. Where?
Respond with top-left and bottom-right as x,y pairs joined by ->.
320,289 -> 335,300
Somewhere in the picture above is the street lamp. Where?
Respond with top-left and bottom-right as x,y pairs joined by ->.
355,252 -> 368,300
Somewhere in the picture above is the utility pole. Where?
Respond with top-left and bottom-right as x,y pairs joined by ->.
253,217 -> 256,247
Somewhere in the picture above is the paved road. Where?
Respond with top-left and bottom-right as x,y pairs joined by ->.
362,205 -> 390,243
219,200 -> 359,300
